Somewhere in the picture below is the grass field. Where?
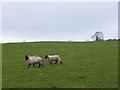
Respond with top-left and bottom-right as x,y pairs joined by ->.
2,41 -> 118,88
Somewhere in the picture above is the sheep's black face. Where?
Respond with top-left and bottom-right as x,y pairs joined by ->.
25,55 -> 29,60
45,55 -> 48,59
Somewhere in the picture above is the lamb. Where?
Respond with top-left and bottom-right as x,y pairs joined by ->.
45,55 -> 62,64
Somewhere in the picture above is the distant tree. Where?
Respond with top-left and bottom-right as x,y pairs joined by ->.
86,39 -> 89,42
91,31 -> 104,41
23,40 -> 26,42
68,39 -> 73,42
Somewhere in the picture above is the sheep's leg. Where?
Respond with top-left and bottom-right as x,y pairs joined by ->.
28,64 -> 31,67
38,63 -> 41,67
33,64 -> 35,67
60,61 -> 62,64
50,61 -> 52,64
55,60 -> 58,64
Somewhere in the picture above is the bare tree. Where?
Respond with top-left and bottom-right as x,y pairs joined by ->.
91,31 -> 104,41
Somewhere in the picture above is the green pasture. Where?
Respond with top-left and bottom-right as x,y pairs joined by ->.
2,41 -> 118,88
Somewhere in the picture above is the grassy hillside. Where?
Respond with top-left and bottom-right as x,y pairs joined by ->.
2,41 -> 118,88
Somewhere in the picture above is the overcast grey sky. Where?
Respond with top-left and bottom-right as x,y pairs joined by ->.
1,2 -> 118,43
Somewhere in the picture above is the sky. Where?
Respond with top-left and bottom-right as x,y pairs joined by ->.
0,0 -> 118,43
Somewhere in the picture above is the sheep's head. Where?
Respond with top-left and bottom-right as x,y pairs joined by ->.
25,55 -> 29,60
45,55 -> 48,59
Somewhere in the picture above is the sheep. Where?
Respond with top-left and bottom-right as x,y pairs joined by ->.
25,55 -> 43,67
45,55 -> 62,64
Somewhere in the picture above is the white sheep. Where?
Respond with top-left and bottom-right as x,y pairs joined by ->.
25,55 -> 43,67
45,55 -> 62,64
